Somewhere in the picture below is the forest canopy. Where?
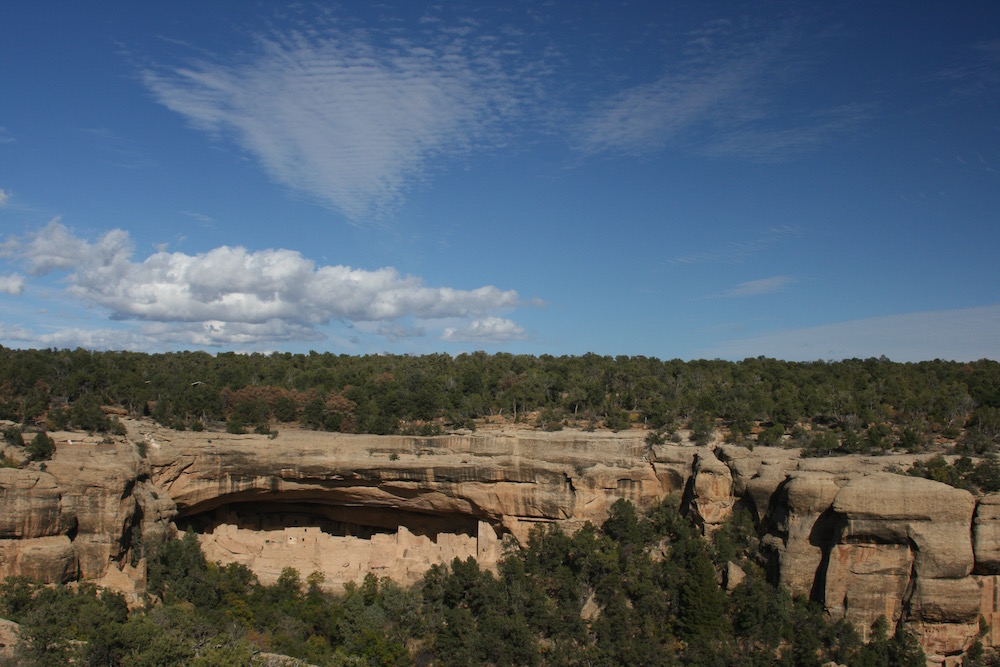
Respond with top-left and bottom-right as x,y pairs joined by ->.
1,346 -> 998,456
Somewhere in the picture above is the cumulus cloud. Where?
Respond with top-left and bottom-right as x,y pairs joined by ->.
0,320 -> 325,353
442,317 -> 526,343
143,27 -> 520,221
0,322 -> 147,351
3,221 -> 526,348
0,273 -> 25,295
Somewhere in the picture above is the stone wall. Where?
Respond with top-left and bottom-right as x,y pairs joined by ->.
197,519 -> 501,588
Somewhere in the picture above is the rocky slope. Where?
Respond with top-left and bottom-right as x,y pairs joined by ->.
1,420 -> 997,664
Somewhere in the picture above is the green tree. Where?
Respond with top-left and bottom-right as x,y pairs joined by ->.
26,431 -> 55,461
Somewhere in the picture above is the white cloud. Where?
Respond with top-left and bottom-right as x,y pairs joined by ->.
143,27 -> 519,221
3,222 -> 526,348
574,23 -> 871,161
0,273 -> 25,295
442,317 -> 526,343
375,323 -> 426,341
722,275 -> 794,298
701,304 -> 1000,362
575,53 -> 764,155
0,188 -> 8,207
0,320 -> 324,353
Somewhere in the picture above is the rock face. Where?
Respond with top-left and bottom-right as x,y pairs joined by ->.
0,617 -> 18,662
0,431 -> 175,603
4,419 -> 1000,664
137,423 -> 672,589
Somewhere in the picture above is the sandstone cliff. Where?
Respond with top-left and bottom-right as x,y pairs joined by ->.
0,431 -> 174,602
2,419 -> 997,665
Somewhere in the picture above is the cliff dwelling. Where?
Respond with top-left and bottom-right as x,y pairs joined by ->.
173,495 -> 504,588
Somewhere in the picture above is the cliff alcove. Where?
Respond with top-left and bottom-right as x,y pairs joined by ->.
175,497 -> 485,541
170,491 -> 504,589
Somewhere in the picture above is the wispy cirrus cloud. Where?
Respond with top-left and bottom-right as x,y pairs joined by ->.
574,20 -> 871,161
701,304 -> 1000,363
931,39 -> 1000,101
574,45 -> 767,155
721,275 -> 795,298
143,26 -> 523,222
0,188 -> 9,207
1,221 -> 530,348
700,103 -> 873,163
668,226 -> 800,266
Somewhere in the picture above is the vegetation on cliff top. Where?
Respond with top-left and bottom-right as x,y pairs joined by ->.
1,347 -> 999,458
0,499 -> 948,667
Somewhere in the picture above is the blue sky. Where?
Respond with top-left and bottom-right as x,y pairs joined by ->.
1,2 -> 998,361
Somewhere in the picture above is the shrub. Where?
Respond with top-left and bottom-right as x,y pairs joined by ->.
757,423 -> 785,447
690,412 -> 715,445
536,408 -> 564,431
27,431 -> 55,461
109,417 -> 127,436
970,457 -> 1000,493
604,407 -> 631,432
2,425 -> 24,447
803,430 -> 840,457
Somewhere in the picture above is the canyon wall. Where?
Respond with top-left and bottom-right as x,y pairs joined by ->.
1,420 -> 998,664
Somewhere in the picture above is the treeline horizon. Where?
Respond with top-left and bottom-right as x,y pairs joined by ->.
1,346 -> 999,457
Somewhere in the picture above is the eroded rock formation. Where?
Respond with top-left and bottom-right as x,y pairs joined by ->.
2,419 -> 999,664
0,432 -> 174,603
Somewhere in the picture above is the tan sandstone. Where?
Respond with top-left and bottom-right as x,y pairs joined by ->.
2,419 -> 999,664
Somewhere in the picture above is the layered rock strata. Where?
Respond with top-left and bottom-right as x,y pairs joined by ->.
0,432 -> 175,603
3,420 -> 1000,664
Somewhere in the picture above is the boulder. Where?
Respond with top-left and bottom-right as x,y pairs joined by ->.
824,542 -> 914,635
650,444 -> 698,497
909,577 -> 981,663
910,577 -> 981,624
686,449 -> 734,532
0,535 -> 78,583
761,472 -> 841,596
714,444 -> 799,498
743,466 -> 791,524
832,473 -> 976,579
725,561 -> 746,591
0,468 -> 75,538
